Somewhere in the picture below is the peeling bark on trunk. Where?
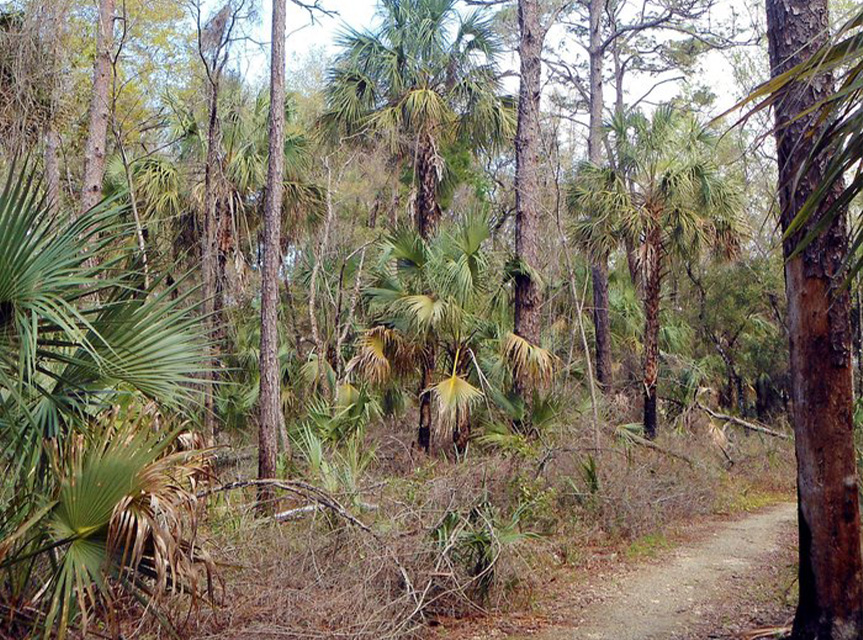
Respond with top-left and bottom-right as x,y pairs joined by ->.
80,0 -> 114,214
765,0 -> 863,635
258,0 -> 287,503
642,222 -> 661,439
588,0 -> 612,389
514,0 -> 543,349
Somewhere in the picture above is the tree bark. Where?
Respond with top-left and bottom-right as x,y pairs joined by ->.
201,69 -> 222,443
415,133 -> 441,238
588,0 -> 613,389
514,0 -> 543,349
258,0 -> 287,504
417,346 -> 434,452
765,0 -> 863,635
413,134 -> 440,451
80,0 -> 115,214
642,221 -> 661,439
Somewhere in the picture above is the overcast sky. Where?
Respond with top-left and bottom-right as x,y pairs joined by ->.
210,0 -> 767,142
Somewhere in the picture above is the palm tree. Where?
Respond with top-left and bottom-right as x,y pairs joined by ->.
322,0 -> 515,238
348,215 -> 552,453
323,0 -> 513,450
570,106 -> 743,438
0,166 -> 210,637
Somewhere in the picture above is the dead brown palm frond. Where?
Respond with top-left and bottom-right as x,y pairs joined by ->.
1,416 -> 215,639
503,332 -> 556,387
346,325 -> 415,384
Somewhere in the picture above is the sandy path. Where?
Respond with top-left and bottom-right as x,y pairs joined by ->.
509,503 -> 797,640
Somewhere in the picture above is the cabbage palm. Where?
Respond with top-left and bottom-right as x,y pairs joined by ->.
348,215 -> 552,452
323,0 -> 515,238
569,107 -> 743,437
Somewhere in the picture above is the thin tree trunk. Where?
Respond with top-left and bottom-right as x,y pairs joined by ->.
258,0 -> 287,503
765,0 -> 863,635
642,222 -> 661,439
80,0 -> 114,214
45,128 -> 61,215
514,0 -> 543,350
588,0 -> 612,389
201,72 -> 222,443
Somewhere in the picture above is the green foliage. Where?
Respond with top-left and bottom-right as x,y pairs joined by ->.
0,165 -> 209,638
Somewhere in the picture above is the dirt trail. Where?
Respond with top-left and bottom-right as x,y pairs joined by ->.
509,503 -> 797,640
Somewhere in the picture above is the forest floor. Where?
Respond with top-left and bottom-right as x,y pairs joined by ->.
431,502 -> 798,640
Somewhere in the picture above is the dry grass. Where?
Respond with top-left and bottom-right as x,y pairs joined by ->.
121,397 -> 795,640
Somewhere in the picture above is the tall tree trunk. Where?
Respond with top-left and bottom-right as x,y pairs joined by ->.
258,0 -> 287,502
588,0 -> 613,389
44,0 -> 64,217
642,221 -> 661,439
201,73 -> 222,443
414,134 -> 440,452
514,0 -> 543,353
80,0 -> 114,214
765,0 -> 863,636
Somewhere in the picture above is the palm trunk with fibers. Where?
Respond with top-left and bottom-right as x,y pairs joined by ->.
415,134 -> 439,452
258,0 -> 287,505
642,222 -> 661,439
514,0 -> 543,349
415,133 -> 441,239
80,0 -> 115,215
588,0 -> 613,389
765,0 -> 863,635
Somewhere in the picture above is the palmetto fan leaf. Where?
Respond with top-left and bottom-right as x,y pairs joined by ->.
0,164 -> 207,486
323,0 -> 513,174
2,418 -> 212,639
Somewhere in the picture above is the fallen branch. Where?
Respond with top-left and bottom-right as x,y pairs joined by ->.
274,503 -> 322,521
696,402 -> 790,440
199,479 -> 419,611
620,431 -> 697,468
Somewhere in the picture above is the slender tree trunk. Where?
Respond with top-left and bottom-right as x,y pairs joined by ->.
765,0 -> 863,635
258,0 -> 287,503
514,0 -> 543,349
45,128 -> 61,215
588,0 -> 613,389
80,0 -> 114,214
201,74 -> 222,443
642,222 -> 661,439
